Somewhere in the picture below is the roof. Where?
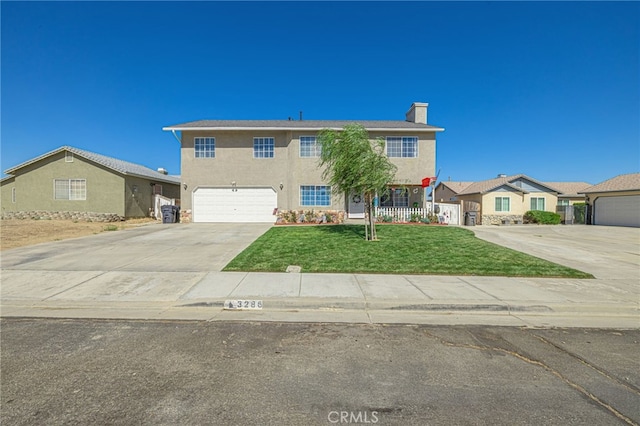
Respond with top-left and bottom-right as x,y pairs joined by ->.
4,146 -> 181,185
456,174 -> 559,196
544,182 -> 592,197
435,176 -> 595,198
580,173 -> 640,194
437,181 -> 474,193
163,119 -> 445,132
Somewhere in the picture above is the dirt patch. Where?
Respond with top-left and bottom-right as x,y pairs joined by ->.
0,218 -> 157,251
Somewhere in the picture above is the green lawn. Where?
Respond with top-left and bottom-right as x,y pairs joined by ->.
223,225 -> 593,278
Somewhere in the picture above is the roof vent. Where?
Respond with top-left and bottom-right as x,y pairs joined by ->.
157,168 -> 168,175
497,174 -> 507,178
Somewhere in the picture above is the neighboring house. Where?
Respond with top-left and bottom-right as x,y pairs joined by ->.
544,182 -> 592,206
433,175 -> 592,225
1,146 -> 180,219
163,102 -> 444,223
431,181 -> 474,203
580,173 -> 640,227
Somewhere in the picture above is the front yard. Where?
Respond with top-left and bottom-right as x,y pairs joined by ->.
223,225 -> 593,278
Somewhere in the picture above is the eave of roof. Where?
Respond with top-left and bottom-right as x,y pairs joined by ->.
4,146 -> 180,185
579,173 -> 640,194
457,174 -> 563,196
162,119 -> 445,132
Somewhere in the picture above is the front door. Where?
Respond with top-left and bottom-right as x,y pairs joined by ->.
348,192 -> 365,219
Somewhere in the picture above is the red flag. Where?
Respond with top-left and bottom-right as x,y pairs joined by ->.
421,177 -> 437,188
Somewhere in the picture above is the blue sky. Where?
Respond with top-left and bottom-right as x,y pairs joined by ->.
2,1 -> 638,185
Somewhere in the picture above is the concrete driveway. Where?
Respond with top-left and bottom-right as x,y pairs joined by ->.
471,225 -> 640,280
0,223 -> 272,272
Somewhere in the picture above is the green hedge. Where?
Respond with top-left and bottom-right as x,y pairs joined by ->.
524,210 -> 561,225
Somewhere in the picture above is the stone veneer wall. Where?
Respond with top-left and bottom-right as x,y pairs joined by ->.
481,214 -> 524,225
1,211 -> 124,222
276,210 -> 345,224
179,209 -> 345,224
180,209 -> 192,223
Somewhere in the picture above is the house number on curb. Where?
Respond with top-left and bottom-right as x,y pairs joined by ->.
224,300 -> 263,310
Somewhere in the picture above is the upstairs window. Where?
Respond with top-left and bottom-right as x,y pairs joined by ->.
300,136 -> 321,158
195,137 -> 215,158
495,196 -> 510,212
65,152 -> 74,162
54,179 -> 86,200
386,137 -> 418,158
254,137 -> 275,158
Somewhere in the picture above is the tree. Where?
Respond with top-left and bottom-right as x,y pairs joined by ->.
318,123 -> 397,241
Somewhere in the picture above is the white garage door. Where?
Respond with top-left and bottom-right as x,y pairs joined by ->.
594,195 -> 640,227
193,187 -> 277,223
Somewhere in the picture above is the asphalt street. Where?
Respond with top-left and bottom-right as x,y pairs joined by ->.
1,319 -> 638,425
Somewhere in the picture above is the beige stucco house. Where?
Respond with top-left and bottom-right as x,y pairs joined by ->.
580,173 -> 640,227
1,146 -> 180,219
432,175 -> 592,225
163,103 -> 444,223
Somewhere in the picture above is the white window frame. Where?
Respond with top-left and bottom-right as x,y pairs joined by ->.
254,137 -> 275,159
530,197 -> 546,211
386,136 -> 418,158
300,136 -> 321,158
495,196 -> 510,212
300,185 -> 331,207
557,199 -> 570,206
65,152 -> 74,162
54,179 -> 86,200
195,137 -> 215,158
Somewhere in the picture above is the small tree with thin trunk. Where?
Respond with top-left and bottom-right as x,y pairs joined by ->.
318,123 -> 397,241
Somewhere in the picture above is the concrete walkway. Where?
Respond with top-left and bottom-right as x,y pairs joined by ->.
1,223 -> 638,328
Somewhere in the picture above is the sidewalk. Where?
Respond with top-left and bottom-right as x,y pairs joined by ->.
2,270 -> 638,328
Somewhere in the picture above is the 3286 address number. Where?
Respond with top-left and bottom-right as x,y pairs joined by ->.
224,300 -> 263,310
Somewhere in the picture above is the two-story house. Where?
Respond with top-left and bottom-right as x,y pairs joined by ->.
163,103 -> 444,223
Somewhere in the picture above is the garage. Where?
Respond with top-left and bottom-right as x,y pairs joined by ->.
193,187 -> 277,223
594,195 -> 640,227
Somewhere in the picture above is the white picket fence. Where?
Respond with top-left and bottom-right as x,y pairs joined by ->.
374,203 -> 460,225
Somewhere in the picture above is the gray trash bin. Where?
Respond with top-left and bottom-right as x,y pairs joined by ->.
161,205 -> 177,223
465,211 -> 477,226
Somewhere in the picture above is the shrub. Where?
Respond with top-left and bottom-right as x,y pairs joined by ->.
420,217 -> 430,224
524,210 -> 561,225
410,213 -> 422,223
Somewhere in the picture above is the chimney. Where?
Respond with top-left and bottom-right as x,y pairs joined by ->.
157,168 -> 168,175
405,102 -> 428,124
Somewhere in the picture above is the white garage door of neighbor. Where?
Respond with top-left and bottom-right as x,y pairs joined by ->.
193,187 -> 277,223
594,195 -> 640,227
